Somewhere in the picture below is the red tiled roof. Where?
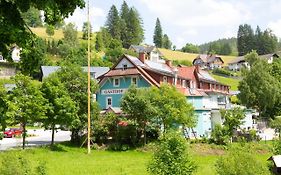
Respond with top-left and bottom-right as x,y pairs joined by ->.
103,68 -> 140,77
177,66 -> 196,80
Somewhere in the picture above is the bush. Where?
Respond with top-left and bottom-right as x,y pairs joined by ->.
273,138 -> 281,155
210,125 -> 230,145
0,152 -> 48,175
107,143 -> 131,151
215,146 -> 270,175
147,130 -> 197,175
212,68 -> 233,76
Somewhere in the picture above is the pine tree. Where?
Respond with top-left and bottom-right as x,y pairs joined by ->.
120,1 -> 130,21
153,18 -> 163,48
254,26 -> 263,54
120,1 -> 130,48
162,34 -> 172,49
105,5 -> 121,40
82,22 -> 92,40
261,29 -> 278,54
120,2 -> 144,48
125,8 -> 144,48
237,24 -> 254,56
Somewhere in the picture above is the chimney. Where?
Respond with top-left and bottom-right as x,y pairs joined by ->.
195,65 -> 199,73
165,60 -> 172,67
139,52 -> 146,63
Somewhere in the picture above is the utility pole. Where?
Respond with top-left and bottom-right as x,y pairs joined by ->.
87,0 -> 91,154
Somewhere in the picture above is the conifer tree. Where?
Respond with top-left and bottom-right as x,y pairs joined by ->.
153,18 -> 163,48
105,5 -> 121,40
120,2 -> 144,48
237,24 -> 254,56
125,8 -> 144,47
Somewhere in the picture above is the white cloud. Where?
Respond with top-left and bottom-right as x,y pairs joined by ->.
268,19 -> 281,39
140,0 -> 251,27
65,6 -> 105,31
139,0 -> 252,46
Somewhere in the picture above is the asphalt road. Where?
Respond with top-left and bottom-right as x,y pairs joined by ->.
0,129 -> 71,151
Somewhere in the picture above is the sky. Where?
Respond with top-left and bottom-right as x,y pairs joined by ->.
65,0 -> 281,48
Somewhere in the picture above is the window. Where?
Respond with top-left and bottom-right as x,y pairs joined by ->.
123,64 -> 128,70
113,78 -> 119,87
106,97 -> 112,108
131,77 -> 137,85
163,76 -> 167,83
182,80 -> 186,87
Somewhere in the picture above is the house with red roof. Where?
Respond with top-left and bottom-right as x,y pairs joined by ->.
96,53 -> 237,137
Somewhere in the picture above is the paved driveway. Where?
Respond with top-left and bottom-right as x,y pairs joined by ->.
0,129 -> 71,151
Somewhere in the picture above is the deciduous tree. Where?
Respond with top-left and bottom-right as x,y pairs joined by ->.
150,84 -> 196,132
0,86 -> 8,131
56,64 -> 98,144
121,85 -> 156,144
162,34 -> 172,49
6,74 -> 47,149
41,74 -> 77,145
0,0 -> 84,58
238,57 -> 281,118
148,131 -> 197,175
82,22 -> 92,40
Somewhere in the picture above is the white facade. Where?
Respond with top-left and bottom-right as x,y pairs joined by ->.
149,48 -> 160,62
228,62 -> 250,71
11,47 -> 21,62
115,58 -> 134,69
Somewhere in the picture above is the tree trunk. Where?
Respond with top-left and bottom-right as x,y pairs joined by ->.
51,123 -> 55,146
143,123 -> 147,146
71,129 -> 81,145
22,123 -> 26,149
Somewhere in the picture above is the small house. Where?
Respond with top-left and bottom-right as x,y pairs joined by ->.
192,54 -> 224,70
129,45 -> 163,63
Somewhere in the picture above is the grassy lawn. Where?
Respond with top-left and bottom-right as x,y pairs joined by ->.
159,48 -> 237,65
211,74 -> 240,91
0,142 -> 272,175
0,144 -> 151,175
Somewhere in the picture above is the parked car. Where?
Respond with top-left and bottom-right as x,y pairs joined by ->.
4,128 -> 23,138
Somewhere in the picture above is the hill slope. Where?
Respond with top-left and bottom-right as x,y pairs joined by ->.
159,48 -> 237,65
30,27 -> 85,40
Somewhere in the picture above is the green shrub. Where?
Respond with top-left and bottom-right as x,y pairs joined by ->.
0,152 -> 32,175
215,146 -> 270,175
273,138 -> 281,155
212,68 -> 233,76
107,143 -> 131,151
147,130 -> 197,175
0,152 -> 48,175
0,132 -> 3,140
210,125 -> 230,145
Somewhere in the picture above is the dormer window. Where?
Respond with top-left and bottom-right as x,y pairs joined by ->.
123,64 -> 128,70
163,76 -> 167,83
114,78 -> 120,87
